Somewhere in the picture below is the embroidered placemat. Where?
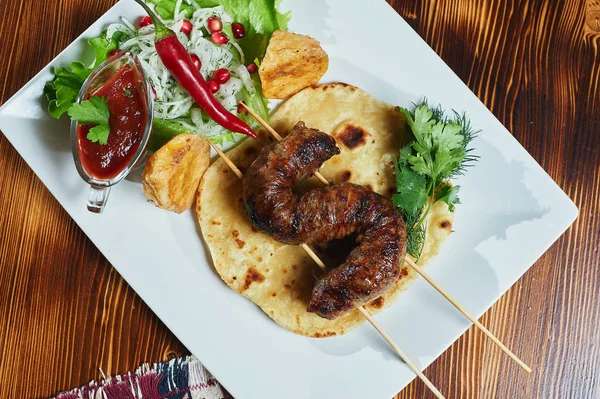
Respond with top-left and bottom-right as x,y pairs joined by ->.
53,356 -> 231,399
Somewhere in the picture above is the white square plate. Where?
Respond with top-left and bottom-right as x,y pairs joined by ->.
0,0 -> 578,398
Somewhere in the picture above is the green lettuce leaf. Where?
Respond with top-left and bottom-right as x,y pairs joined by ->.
47,86 -> 79,119
218,0 -> 290,64
242,73 -> 270,123
145,0 -> 195,19
89,31 -> 123,69
209,131 -> 246,146
149,118 -> 192,151
45,32 -> 121,119
149,118 -> 248,149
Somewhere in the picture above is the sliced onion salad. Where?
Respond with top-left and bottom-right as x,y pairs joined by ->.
105,3 -> 259,142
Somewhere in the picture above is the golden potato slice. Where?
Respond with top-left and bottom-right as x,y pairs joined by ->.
142,134 -> 210,214
259,30 -> 329,99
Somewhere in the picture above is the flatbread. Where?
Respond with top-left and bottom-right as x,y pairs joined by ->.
196,83 -> 454,337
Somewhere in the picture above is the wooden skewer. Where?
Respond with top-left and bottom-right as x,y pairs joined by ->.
300,244 -> 327,269
239,102 -> 330,186
208,140 -> 243,179
98,367 -> 107,381
403,258 -> 532,373
357,306 -> 444,398
242,102 -> 532,374
210,140 -> 445,399
300,249 -> 443,398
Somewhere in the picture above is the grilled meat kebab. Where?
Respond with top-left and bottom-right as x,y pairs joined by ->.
243,122 -> 407,319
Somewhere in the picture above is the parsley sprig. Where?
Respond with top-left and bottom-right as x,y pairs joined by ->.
67,96 -> 111,145
393,101 -> 479,259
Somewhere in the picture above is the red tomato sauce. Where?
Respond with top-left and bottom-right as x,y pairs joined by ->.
77,64 -> 148,180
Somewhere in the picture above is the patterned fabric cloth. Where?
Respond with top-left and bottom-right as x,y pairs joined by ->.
53,356 -> 231,399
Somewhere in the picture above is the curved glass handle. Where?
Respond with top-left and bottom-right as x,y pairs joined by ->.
87,186 -> 111,214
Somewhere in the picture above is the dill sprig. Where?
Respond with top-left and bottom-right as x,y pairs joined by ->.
448,110 -> 480,177
403,208 -> 427,260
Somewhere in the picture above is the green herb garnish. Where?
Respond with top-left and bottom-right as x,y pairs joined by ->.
68,96 -> 111,145
44,32 -> 123,119
123,87 -> 132,97
393,101 -> 478,259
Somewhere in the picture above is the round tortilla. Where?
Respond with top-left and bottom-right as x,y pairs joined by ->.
196,83 -> 454,337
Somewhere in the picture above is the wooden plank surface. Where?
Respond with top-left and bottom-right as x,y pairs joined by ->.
0,0 -> 598,398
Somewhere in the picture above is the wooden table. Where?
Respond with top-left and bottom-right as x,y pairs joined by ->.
1,0 -> 598,398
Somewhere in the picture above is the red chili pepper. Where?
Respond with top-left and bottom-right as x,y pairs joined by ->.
133,0 -> 257,139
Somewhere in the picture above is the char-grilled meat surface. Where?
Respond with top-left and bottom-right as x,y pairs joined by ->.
242,122 -> 407,319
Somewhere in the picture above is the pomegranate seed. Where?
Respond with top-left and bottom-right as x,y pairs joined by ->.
232,22 -> 246,39
180,20 -> 193,35
108,49 -> 123,58
207,17 -> 223,33
208,80 -> 220,93
139,16 -> 153,28
211,32 -> 229,45
213,68 -> 230,84
237,103 -> 248,115
247,63 -> 257,73
151,87 -> 157,101
190,54 -> 201,70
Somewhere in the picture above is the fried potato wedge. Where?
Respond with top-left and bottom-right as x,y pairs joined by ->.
259,30 -> 329,99
142,134 -> 210,214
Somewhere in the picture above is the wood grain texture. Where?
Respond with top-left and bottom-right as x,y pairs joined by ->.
391,0 -> 600,398
0,0 -> 598,398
